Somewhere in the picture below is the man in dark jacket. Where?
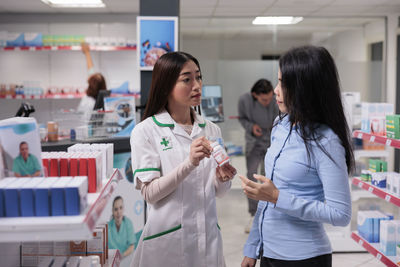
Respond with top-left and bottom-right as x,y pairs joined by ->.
238,79 -> 279,233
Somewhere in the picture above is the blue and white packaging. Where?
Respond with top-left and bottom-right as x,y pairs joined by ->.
358,211 -> 375,242
380,220 -> 396,256
371,172 -> 387,188
35,178 -> 58,216
24,33 -> 43,47
20,178 -> 45,217
0,177 -> 17,217
51,177 -> 72,216
4,178 -> 30,217
6,32 -> 24,47
65,176 -> 88,215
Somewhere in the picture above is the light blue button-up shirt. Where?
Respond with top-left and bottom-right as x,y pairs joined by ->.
243,115 -> 351,260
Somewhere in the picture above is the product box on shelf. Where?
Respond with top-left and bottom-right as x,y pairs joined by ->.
4,178 -> 31,217
361,102 -> 394,135
21,242 -> 39,267
70,241 -> 86,256
0,177 -> 16,217
369,159 -> 387,173
386,114 -> 400,139
51,177 -> 73,216
24,33 -> 42,47
6,32 -> 24,46
20,177 -> 45,217
35,178 -> 59,217
65,176 -> 88,215
380,220 -> 397,256
87,228 -> 105,265
371,172 -> 387,188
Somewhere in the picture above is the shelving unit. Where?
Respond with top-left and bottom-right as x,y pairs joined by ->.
351,232 -> 398,267
352,130 -> 400,266
0,169 -> 123,242
1,45 -> 136,51
0,93 -> 140,100
352,177 -> 400,206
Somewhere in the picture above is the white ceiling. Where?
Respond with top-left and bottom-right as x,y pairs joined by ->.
0,0 -> 399,40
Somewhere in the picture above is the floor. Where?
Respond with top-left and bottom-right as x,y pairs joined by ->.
216,156 -> 385,267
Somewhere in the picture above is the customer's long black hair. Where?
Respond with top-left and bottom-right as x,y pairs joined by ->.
279,46 -> 354,174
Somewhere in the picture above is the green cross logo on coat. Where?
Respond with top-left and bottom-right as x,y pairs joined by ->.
160,136 -> 172,151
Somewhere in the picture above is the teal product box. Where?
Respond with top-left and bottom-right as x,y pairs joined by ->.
51,177 -> 72,216
6,33 -> 24,46
35,178 -> 58,216
0,177 -> 17,217
65,176 -> 88,215
4,178 -> 30,217
20,178 -> 45,217
24,33 -> 43,47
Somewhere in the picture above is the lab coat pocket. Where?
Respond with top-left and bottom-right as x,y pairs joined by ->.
142,224 -> 183,266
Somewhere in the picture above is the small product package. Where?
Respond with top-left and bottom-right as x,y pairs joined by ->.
210,138 -> 230,166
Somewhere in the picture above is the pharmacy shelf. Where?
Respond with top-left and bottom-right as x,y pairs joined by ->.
351,232 -> 398,267
352,177 -> 400,207
353,130 -> 400,149
0,93 -> 140,100
0,169 -> 123,242
2,45 -> 136,51
354,149 -> 389,159
106,249 -> 121,267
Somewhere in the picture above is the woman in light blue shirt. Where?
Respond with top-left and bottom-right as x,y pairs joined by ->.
240,46 -> 354,267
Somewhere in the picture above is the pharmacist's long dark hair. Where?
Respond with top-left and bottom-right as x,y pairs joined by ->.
279,46 -> 354,174
142,52 -> 201,121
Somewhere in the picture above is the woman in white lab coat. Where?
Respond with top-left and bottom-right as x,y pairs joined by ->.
130,52 -> 236,267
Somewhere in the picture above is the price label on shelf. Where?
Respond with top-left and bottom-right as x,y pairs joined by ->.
368,186 -> 373,193
369,136 -> 375,142
376,253 -> 382,260
29,47 -> 35,51
386,139 -> 392,146
385,195 -> 391,202
358,239 -> 363,246
358,181 -> 363,188
51,46 -> 57,51
357,133 -> 363,139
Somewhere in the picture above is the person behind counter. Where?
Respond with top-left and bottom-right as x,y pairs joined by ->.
240,45 -> 354,267
130,51 -> 237,267
77,43 -> 107,118
13,141 -> 41,177
108,196 -> 135,258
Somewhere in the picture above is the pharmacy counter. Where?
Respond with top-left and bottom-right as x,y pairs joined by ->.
41,136 -> 130,153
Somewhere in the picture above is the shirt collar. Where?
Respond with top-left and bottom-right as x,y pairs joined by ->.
152,109 -> 206,128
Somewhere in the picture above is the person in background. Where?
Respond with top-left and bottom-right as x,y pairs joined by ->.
77,43 -> 107,118
240,45 -> 354,267
12,141 -> 41,177
108,196 -> 135,258
130,51 -> 236,267
238,78 -> 279,233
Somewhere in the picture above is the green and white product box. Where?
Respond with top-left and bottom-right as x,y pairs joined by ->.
386,114 -> 400,139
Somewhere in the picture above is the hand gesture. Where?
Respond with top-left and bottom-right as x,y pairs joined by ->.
216,163 -> 237,182
241,256 -> 256,267
252,124 -> 262,137
190,136 -> 211,166
81,42 -> 90,54
239,174 -> 279,204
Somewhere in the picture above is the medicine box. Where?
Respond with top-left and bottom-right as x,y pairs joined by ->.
20,178 -> 45,217
386,114 -> 400,139
0,177 -> 16,217
34,178 -> 58,216
65,176 -> 88,215
51,177 -> 72,216
4,178 -> 31,217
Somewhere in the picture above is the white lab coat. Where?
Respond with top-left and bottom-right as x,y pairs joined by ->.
130,110 -> 230,267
